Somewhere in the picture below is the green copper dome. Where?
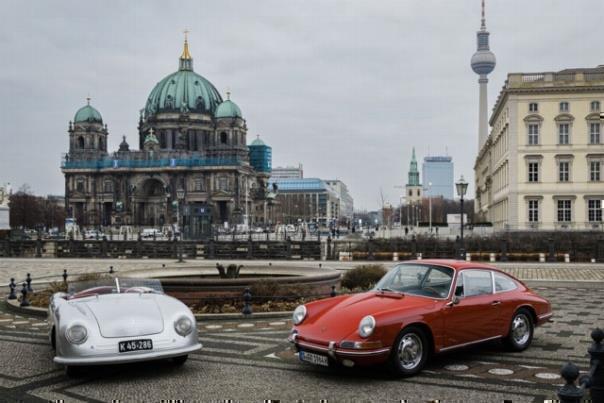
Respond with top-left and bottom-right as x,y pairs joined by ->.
215,99 -> 242,119
144,40 -> 223,118
74,103 -> 103,123
250,137 -> 265,146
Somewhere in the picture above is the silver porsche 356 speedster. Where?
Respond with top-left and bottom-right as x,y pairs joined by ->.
48,277 -> 201,375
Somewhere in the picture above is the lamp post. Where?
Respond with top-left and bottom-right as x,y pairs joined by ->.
455,175 -> 468,259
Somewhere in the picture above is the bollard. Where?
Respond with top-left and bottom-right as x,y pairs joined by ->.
500,238 -> 508,262
539,253 -> 546,263
62,269 -> 68,283
564,253 -> 570,263
416,252 -> 422,260
557,362 -> 584,403
548,238 -> 556,262
242,288 -> 253,316
26,273 -> 33,293
109,266 -> 114,274
489,253 -> 496,262
393,252 -> 399,261
465,253 -> 472,262
20,283 -> 30,307
330,285 -> 336,297
8,278 -> 17,300
586,327 -> 604,402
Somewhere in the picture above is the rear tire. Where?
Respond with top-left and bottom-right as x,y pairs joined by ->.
172,355 -> 188,366
504,309 -> 534,351
387,326 -> 429,377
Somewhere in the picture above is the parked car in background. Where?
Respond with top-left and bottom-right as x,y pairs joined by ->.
83,229 -> 103,240
289,260 -> 552,376
141,228 -> 162,239
49,277 -> 201,376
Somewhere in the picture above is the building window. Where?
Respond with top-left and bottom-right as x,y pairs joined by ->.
528,124 -> 539,145
528,200 -> 539,222
77,136 -> 85,149
590,161 -> 601,181
590,123 -> 601,144
417,189 -> 420,196
588,200 -> 603,222
528,162 -> 539,182
529,102 -> 538,112
557,200 -> 572,222
194,178 -> 203,192
408,190 -> 412,197
559,161 -> 570,182
76,179 -> 85,192
103,181 -> 112,193
218,177 -> 228,191
591,101 -> 601,112
220,132 -> 228,145
558,123 -> 570,144
559,102 -> 569,112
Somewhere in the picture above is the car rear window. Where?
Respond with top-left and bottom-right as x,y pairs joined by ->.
494,272 -> 517,292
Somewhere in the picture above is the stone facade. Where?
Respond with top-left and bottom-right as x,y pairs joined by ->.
62,40 -> 270,238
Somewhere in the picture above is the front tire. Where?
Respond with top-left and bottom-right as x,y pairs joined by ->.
388,326 -> 429,377
172,355 -> 188,366
504,309 -> 534,351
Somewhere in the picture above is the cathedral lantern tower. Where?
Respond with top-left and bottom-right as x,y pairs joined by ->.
68,98 -> 108,158
471,0 -> 496,151
212,91 -> 249,160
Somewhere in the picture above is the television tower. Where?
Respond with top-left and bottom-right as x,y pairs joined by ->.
471,0 -> 496,151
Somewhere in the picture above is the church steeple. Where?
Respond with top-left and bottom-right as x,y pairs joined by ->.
179,30 -> 193,71
407,148 -> 420,187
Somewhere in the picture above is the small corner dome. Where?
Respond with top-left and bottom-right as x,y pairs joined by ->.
215,99 -> 242,119
250,137 -> 266,146
74,104 -> 103,123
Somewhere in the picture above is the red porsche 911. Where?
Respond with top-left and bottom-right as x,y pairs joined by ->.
289,260 -> 552,376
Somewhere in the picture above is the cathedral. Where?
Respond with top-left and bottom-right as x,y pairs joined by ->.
62,36 -> 272,238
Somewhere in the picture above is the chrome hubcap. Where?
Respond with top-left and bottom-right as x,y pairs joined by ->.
512,315 -> 530,345
398,333 -> 423,370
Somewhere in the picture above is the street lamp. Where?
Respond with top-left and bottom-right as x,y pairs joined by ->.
455,175 -> 468,259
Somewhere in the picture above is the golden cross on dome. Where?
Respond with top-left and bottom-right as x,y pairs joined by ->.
86,96 -> 91,105
181,29 -> 192,59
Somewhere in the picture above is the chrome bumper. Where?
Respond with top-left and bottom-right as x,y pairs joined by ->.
291,336 -> 390,358
54,343 -> 202,366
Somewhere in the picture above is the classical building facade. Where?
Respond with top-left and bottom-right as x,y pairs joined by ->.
474,66 -> 604,230
62,38 -> 271,238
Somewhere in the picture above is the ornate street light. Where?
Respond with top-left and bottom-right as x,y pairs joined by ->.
455,175 -> 468,259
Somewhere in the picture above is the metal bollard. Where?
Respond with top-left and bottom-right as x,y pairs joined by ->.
8,278 -> 17,300
330,285 -> 337,297
62,269 -> 68,283
26,273 -> 33,293
20,283 -> 30,307
109,266 -> 114,274
558,362 -> 584,403
242,288 -> 253,316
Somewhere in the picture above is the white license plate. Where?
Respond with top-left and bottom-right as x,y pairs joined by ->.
299,350 -> 329,367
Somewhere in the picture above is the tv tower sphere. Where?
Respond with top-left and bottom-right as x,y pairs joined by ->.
471,49 -> 496,75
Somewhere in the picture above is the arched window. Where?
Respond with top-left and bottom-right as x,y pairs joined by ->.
77,136 -> 85,149
99,137 -> 104,150
160,131 -> 167,148
220,132 -> 228,145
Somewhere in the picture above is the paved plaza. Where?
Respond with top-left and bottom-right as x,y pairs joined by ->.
0,257 -> 603,401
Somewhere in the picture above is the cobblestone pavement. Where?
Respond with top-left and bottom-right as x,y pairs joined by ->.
2,258 -> 604,285
0,286 -> 602,402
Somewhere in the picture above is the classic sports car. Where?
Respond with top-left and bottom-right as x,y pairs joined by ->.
49,277 -> 201,375
289,260 -> 552,376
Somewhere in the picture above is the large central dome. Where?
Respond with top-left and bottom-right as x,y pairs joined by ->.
143,39 -> 223,118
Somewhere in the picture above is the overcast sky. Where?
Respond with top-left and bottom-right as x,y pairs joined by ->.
1,0 -> 602,210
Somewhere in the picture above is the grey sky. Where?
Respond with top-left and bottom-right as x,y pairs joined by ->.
1,0 -> 602,210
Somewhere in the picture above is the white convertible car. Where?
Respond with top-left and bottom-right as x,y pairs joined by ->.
49,277 -> 201,375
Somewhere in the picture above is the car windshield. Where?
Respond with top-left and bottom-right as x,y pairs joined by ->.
67,277 -> 164,299
373,264 -> 454,299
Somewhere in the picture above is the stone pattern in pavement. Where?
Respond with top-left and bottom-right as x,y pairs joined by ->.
0,286 -> 601,401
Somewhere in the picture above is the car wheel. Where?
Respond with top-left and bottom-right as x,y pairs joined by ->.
505,309 -> 534,351
388,326 -> 429,377
172,355 -> 188,366
51,326 -> 56,350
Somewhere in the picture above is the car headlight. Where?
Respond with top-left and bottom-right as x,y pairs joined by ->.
65,324 -> 88,344
174,316 -> 193,336
358,315 -> 376,338
292,305 -> 307,325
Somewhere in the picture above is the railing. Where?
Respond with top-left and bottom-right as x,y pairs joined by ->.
553,72 -> 576,81
62,156 -> 243,170
521,73 -> 545,82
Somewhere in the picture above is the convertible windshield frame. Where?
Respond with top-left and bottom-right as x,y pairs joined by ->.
67,277 -> 164,297
373,263 -> 455,300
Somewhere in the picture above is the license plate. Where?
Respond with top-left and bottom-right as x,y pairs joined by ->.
118,339 -> 153,353
299,350 -> 329,367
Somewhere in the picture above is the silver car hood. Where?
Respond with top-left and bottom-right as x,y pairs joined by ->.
83,293 -> 164,338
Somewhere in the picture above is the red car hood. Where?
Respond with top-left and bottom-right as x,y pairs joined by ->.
299,291 -> 431,342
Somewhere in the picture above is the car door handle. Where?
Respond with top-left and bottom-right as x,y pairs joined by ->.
491,301 -> 501,305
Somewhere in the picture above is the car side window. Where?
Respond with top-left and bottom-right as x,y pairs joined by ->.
463,270 -> 493,297
494,272 -> 517,292
454,273 -> 464,297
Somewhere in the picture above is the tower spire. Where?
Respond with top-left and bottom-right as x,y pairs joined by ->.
179,29 -> 193,71
481,0 -> 486,30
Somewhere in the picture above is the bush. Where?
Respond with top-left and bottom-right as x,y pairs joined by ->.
341,264 -> 387,290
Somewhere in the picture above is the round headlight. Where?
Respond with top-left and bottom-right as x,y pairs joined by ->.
174,316 -> 193,336
358,315 -> 376,338
292,305 -> 307,325
65,324 -> 88,345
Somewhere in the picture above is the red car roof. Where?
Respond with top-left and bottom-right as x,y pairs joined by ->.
400,259 -> 500,271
